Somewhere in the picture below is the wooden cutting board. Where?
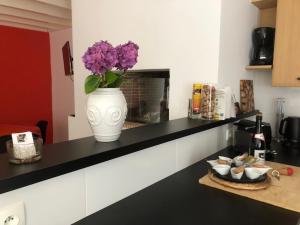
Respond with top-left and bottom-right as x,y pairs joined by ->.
199,161 -> 300,213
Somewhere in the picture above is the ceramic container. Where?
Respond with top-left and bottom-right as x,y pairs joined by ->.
245,167 -> 271,180
207,160 -> 218,167
86,88 -> 127,142
219,156 -> 233,165
213,164 -> 231,176
230,167 -> 244,180
233,156 -> 245,167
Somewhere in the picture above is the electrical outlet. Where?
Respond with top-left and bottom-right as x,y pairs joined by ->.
0,202 -> 25,225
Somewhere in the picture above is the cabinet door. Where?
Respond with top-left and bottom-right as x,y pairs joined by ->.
272,0 -> 300,86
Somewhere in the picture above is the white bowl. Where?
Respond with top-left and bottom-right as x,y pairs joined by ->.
218,156 -> 233,165
233,156 -> 245,167
207,160 -> 218,167
230,167 -> 244,180
213,164 -> 231,176
245,167 -> 272,180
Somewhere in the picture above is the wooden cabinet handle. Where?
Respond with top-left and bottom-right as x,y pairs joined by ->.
297,77 -> 300,81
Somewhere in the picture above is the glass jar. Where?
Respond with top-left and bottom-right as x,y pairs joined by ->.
201,84 -> 216,120
6,137 -> 43,164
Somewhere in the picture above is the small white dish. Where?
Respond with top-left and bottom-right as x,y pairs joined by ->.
233,159 -> 243,167
213,164 -> 230,176
218,156 -> 233,165
230,167 -> 244,180
207,160 -> 218,167
233,155 -> 246,167
245,167 -> 272,180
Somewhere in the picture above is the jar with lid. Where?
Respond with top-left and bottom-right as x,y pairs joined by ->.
200,84 -> 216,120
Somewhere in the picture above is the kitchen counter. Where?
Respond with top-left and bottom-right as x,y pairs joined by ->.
74,142 -> 300,225
0,111 -> 256,194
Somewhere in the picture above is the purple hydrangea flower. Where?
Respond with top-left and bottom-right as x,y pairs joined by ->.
115,41 -> 139,70
82,41 -> 118,75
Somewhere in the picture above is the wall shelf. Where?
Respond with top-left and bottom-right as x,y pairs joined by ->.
245,65 -> 273,71
251,0 -> 277,9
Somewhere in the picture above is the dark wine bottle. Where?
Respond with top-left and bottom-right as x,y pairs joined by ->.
251,112 -> 266,161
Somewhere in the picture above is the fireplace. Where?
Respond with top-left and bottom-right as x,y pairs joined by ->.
120,69 -> 169,128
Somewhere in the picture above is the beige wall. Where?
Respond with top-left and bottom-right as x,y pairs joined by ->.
253,74 -> 300,134
50,28 -> 74,143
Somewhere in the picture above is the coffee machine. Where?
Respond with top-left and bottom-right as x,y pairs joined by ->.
250,27 -> 275,65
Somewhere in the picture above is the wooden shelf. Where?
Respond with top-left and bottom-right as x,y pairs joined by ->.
251,0 -> 277,9
245,65 -> 273,71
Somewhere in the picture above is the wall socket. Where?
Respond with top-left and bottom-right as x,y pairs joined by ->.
0,202 -> 25,225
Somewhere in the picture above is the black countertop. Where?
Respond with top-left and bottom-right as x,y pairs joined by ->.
0,111 -> 256,194
74,142 -> 300,225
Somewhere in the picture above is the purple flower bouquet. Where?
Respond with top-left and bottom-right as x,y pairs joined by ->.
82,41 -> 139,94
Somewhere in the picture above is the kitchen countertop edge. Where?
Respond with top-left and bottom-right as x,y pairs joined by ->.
0,111 -> 257,194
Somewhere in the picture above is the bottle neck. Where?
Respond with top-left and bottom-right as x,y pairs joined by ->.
256,116 -> 262,134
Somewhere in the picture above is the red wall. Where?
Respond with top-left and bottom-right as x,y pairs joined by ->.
0,25 -> 53,143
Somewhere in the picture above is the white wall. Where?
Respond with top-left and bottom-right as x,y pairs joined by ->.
68,0 -> 300,139
217,0 -> 258,100
50,28 -> 75,143
0,128 -> 221,225
0,170 -> 85,225
69,0 -> 222,140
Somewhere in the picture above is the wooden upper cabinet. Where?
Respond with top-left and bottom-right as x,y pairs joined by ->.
272,0 -> 300,86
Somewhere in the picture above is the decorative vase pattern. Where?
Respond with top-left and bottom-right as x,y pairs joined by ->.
86,88 -> 127,142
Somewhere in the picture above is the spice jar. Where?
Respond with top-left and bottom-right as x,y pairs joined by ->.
201,84 -> 216,120
192,83 -> 203,115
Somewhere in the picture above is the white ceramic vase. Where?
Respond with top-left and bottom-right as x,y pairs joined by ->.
86,88 -> 127,142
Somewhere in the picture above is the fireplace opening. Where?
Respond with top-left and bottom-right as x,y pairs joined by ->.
120,69 -> 169,129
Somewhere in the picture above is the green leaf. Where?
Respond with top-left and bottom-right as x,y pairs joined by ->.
114,76 -> 123,87
104,71 -> 119,87
85,75 -> 101,94
107,71 -> 127,88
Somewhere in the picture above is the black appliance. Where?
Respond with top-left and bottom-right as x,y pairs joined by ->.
250,27 -> 275,65
280,117 -> 300,146
233,119 -> 272,153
